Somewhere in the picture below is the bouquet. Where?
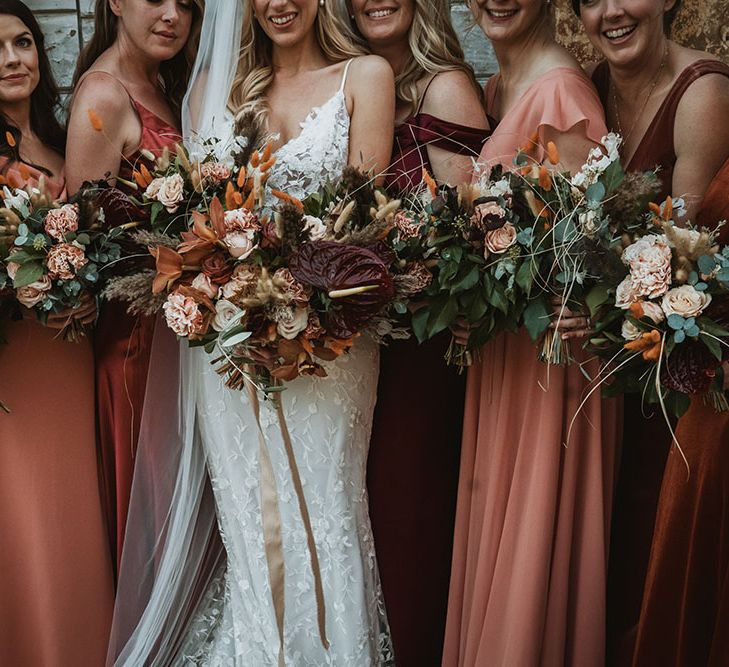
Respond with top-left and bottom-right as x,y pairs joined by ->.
142,161 -> 413,395
0,181 -> 121,341
408,133 -> 660,366
587,204 -> 729,417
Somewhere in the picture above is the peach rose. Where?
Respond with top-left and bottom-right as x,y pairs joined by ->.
471,200 -> 507,233
276,306 -> 309,340
621,319 -> 642,341
163,291 -> 205,336
485,221 -> 517,254
615,276 -> 639,309
641,301 -> 665,324
16,275 -> 51,308
146,174 -> 185,212
44,204 -> 79,241
223,230 -> 257,259
661,285 -> 712,319
5,260 -> 20,280
220,264 -> 260,299
46,243 -> 87,280
191,272 -> 219,300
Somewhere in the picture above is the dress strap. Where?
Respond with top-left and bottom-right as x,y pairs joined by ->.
415,74 -> 438,115
339,59 -> 354,92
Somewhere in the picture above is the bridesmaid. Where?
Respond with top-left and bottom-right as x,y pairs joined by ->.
574,0 -> 729,663
66,0 -> 202,575
344,0 -> 489,662
442,1 -> 619,665
0,2 -> 113,664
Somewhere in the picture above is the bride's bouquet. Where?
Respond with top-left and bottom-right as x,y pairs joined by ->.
586,205 -> 729,417
0,180 -> 122,342
408,133 -> 661,367
145,162 -> 413,394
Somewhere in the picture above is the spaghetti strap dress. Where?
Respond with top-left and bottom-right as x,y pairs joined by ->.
76,71 -> 183,574
369,76 -> 488,666
0,160 -> 114,666
592,58 -> 729,665
443,67 -> 619,667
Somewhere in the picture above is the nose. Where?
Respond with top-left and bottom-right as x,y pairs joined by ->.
160,0 -> 181,22
0,44 -> 21,69
602,0 -> 625,21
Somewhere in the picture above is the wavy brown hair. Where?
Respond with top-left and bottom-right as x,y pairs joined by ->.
72,0 -> 204,114
0,0 -> 65,174
229,1 -> 364,129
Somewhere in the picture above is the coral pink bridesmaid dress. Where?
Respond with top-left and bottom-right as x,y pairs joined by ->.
79,72 -> 183,574
0,161 -> 114,666
442,68 -> 620,667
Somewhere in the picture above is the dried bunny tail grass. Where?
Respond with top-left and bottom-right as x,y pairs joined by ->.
130,229 -> 180,249
102,271 -> 165,316
603,171 -> 663,226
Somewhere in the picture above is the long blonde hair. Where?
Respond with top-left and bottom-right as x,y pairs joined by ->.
344,0 -> 481,111
230,1 -> 364,129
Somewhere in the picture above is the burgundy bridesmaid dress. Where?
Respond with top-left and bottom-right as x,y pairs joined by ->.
367,85 -> 488,666
0,160 -> 114,666
592,59 -> 729,666
83,73 -> 183,574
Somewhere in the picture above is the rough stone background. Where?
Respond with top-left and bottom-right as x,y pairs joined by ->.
25,0 -> 729,99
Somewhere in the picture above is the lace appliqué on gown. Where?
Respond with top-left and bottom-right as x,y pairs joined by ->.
177,62 -> 394,667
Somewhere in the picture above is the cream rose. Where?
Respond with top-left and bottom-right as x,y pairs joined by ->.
212,299 -> 244,332
276,306 -> 309,340
220,265 -> 259,299
223,230 -> 257,259
44,204 -> 79,241
621,319 -> 642,341
641,301 -> 665,324
661,285 -> 712,319
146,174 -> 185,212
5,260 -> 20,280
485,221 -> 517,254
471,201 -> 507,233
16,274 -> 52,308
191,272 -> 219,300
615,276 -> 639,309
163,291 -> 205,336
302,215 -> 327,241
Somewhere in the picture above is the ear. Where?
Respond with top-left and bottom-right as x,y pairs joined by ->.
663,0 -> 677,14
108,0 -> 123,18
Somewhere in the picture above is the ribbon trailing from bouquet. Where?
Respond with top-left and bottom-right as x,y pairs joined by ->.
245,377 -> 329,666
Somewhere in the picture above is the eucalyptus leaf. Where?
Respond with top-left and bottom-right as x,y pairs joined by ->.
13,262 -> 44,288
586,181 -> 606,205
698,254 -> 717,275
674,329 -> 685,344
523,297 -> 550,341
667,314 -> 685,330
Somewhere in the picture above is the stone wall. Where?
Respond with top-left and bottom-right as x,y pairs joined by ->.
25,0 -> 729,98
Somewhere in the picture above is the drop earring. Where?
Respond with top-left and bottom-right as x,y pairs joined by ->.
319,0 -> 325,6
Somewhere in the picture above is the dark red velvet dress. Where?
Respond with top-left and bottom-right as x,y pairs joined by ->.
92,86 -> 182,574
367,106 -> 487,666
593,59 -> 729,666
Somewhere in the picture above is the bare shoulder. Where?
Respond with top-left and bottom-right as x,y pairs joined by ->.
70,70 -> 130,119
583,61 -> 601,77
676,66 -> 729,120
348,54 -> 394,88
421,70 -> 488,129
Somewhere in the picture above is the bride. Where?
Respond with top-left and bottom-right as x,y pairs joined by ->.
107,0 -> 395,665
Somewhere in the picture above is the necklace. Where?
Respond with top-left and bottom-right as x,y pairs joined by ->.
611,43 -> 669,153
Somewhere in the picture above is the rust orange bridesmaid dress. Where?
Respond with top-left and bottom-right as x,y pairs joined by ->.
0,161 -> 114,666
591,59 -> 729,665
442,68 -> 619,667
80,72 -> 182,573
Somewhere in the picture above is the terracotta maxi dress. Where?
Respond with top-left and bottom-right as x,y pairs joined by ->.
443,68 -> 619,667
591,59 -> 729,665
84,72 -> 182,572
0,162 -> 114,666
368,80 -> 488,666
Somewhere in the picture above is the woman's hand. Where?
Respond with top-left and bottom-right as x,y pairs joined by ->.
44,292 -> 97,330
450,316 -> 472,346
549,296 -> 592,340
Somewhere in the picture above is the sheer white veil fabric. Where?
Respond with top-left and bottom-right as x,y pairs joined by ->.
107,2 -> 244,664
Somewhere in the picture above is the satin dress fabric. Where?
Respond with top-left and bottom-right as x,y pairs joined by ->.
0,161 -> 114,666
368,101 -> 488,666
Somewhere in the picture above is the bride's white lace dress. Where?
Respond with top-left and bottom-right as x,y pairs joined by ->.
177,61 -> 394,666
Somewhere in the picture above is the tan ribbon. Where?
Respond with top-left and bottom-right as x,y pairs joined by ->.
245,377 -> 330,667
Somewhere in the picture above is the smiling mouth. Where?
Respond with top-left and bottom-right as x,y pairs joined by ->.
486,8 -> 518,19
604,24 -> 637,40
270,13 -> 297,26
1,74 -> 26,81
366,8 -> 397,18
